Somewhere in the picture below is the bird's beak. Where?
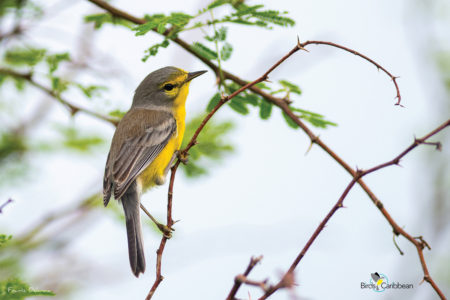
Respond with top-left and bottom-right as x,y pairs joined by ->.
186,70 -> 207,82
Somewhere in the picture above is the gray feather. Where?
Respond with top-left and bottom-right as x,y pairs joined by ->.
121,182 -> 145,277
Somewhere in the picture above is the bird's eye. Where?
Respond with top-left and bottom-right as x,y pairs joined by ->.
163,84 -> 175,91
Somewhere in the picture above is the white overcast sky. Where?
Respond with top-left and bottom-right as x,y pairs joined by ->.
1,0 -> 449,299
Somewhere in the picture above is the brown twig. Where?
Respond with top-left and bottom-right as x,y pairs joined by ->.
145,45 -> 306,299
235,275 -> 269,292
83,1 -> 445,298
0,68 -> 119,126
0,198 -> 13,214
296,40 -> 402,105
145,161 -> 180,300
258,119 -> 449,300
226,256 -> 263,300
0,25 -> 23,42
87,0 -> 402,106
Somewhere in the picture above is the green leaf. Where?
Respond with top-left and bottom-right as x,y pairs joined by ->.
75,84 -> 106,99
46,52 -> 70,73
205,26 -> 227,42
290,107 -> 338,128
4,47 -> 46,67
182,162 -> 207,177
207,0 -> 231,9
84,13 -> 132,29
229,4 -> 295,28
220,42 -> 233,61
12,77 -> 26,91
142,39 -> 170,62
229,19 -> 254,25
133,14 -> 167,36
191,42 -> 218,60
56,126 -> 104,152
230,19 -> 256,25
108,110 -> 126,119
0,234 -> 12,247
206,93 -> 221,112
168,12 -> 192,27
259,99 -> 272,120
0,132 -> 27,163
50,77 -> 68,94
251,10 -> 295,27
180,114 -> 234,178
157,22 -> 166,34
240,93 -> 259,106
282,111 -> 299,129
228,98 -> 249,115
133,12 -> 191,36
302,115 -> 337,128
255,82 -> 271,90
217,27 -> 228,41
290,107 -> 323,118
279,79 -> 301,95
233,4 -> 264,17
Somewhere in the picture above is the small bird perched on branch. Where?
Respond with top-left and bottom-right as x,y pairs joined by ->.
103,67 -> 206,277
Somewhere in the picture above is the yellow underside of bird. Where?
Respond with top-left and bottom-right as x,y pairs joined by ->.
376,279 -> 383,286
137,73 -> 189,191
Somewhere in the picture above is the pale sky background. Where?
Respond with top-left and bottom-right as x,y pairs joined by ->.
0,0 -> 449,299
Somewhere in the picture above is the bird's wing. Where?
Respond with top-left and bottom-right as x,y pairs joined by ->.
105,109 -> 176,200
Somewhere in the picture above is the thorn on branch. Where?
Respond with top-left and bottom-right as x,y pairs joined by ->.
375,201 -> 383,209
283,97 -> 293,105
305,140 -> 314,156
414,236 -> 431,250
70,107 -> 80,116
393,233 -> 404,255
280,271 -> 296,289
419,141 -> 442,151
355,167 -> 364,178
296,35 -> 309,52
235,275 -> 270,292
249,255 -> 263,268
0,198 -> 13,213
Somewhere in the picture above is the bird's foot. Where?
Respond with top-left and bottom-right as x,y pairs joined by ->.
177,150 -> 189,165
156,222 -> 175,239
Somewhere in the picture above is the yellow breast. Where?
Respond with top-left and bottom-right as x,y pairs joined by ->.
137,83 -> 189,191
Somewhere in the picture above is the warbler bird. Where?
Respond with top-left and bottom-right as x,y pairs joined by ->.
103,67 -> 206,277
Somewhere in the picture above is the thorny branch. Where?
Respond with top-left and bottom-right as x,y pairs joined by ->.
226,256 -> 263,300
0,198 -> 13,214
256,119 -> 449,300
76,1 -> 447,299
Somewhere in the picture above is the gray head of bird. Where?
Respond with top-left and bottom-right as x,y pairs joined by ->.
132,66 -> 206,108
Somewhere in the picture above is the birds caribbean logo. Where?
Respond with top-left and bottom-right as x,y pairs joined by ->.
103,66 -> 207,277
371,272 -> 386,291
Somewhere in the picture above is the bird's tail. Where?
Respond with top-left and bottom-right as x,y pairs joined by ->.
121,182 -> 146,277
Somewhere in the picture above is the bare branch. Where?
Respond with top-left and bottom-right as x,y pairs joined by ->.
0,198 -> 13,214
258,119 -> 449,299
226,256 -> 263,300
83,1 -> 447,299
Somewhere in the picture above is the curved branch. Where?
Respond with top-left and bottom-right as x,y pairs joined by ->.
84,1 -> 445,299
258,119 -> 449,299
